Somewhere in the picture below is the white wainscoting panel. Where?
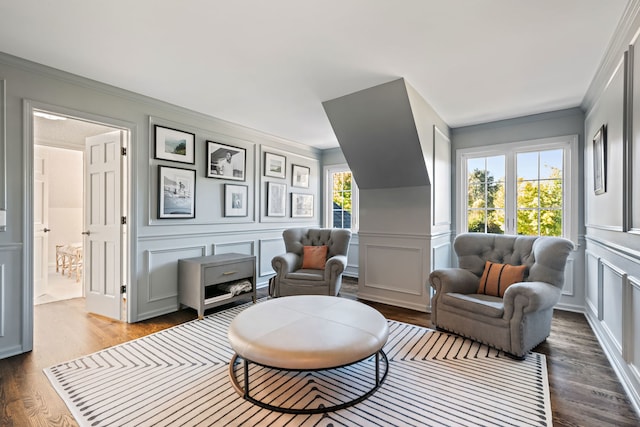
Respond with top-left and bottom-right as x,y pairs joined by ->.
0,264 -> 4,337
259,238 -> 285,277
431,241 -> 451,271
629,276 -> 640,385
345,237 -> 359,277
561,257 -> 575,296
146,246 -> 206,303
213,241 -> 254,256
359,234 -> 429,312
364,245 -> 423,295
601,260 -> 626,353
585,250 -> 601,319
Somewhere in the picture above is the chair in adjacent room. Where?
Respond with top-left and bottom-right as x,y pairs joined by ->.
428,233 -> 574,358
271,228 -> 351,297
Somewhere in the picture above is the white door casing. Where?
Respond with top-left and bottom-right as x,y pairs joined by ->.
84,131 -> 123,320
33,147 -> 49,298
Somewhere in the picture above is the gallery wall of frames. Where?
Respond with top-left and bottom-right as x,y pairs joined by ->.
151,120 -> 319,224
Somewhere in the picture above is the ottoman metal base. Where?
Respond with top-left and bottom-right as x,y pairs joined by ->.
228,350 -> 389,414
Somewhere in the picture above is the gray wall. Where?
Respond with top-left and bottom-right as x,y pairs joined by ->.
580,5 -> 640,411
451,108 -> 585,311
0,53 -> 323,358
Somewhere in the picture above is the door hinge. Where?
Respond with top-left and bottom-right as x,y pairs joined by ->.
121,285 -> 127,294
121,147 -> 127,156
121,216 -> 127,225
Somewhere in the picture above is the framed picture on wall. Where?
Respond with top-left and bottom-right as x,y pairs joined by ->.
207,141 -> 246,181
264,152 -> 286,178
154,125 -> 195,164
291,164 -> 310,188
291,193 -> 313,218
267,182 -> 286,216
224,184 -> 248,217
593,124 -> 607,195
158,165 -> 196,218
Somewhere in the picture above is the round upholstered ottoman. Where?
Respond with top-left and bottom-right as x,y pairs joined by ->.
228,295 -> 389,414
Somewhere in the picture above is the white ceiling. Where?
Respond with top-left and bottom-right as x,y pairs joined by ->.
0,0 -> 630,149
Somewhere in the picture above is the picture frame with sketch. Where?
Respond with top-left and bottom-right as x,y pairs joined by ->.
291,193 -> 313,218
267,182 -> 286,216
264,152 -> 286,178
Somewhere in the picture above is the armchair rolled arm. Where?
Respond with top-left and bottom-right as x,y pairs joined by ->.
429,268 -> 479,295
502,281 -> 562,318
325,255 -> 347,280
271,252 -> 300,276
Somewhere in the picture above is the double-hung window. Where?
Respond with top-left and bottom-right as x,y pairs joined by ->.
324,164 -> 358,232
457,135 -> 578,242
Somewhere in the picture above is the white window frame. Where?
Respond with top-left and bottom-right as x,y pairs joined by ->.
456,135 -> 578,244
323,164 -> 359,233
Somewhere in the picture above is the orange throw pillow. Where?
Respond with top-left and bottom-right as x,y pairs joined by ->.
478,261 -> 526,297
302,245 -> 328,269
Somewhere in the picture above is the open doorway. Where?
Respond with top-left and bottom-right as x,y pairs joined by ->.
32,111 -> 124,312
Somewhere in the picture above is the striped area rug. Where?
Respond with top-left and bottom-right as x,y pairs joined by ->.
45,300 -> 552,426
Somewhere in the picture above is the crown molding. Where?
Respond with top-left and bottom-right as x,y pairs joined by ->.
582,0 -> 640,113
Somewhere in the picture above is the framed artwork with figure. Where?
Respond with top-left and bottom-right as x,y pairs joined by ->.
158,166 -> 196,219
224,184 -> 248,217
207,141 -> 246,181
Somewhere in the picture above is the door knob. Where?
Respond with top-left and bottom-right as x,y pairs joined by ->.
43,227 -> 51,233
81,231 -> 91,236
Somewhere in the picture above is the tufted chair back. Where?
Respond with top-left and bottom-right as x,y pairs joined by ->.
454,233 -> 573,289
283,228 -> 351,260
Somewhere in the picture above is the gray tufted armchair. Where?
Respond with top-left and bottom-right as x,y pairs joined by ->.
429,233 -> 574,358
271,228 -> 351,297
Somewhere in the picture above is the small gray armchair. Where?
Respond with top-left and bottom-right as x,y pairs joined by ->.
271,228 -> 351,297
429,233 -> 574,358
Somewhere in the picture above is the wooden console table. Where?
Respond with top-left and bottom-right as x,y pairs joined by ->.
178,253 -> 256,319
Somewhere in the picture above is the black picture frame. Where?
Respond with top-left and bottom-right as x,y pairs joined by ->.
154,125 -> 195,164
593,125 -> 607,195
291,164 -> 310,188
207,141 -> 246,181
264,152 -> 286,178
224,184 -> 248,217
158,165 -> 196,219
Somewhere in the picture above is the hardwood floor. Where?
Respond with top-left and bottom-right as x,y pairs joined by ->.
1,291 -> 638,426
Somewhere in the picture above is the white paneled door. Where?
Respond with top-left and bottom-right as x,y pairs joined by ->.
33,146 -> 49,298
84,131 -> 123,320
